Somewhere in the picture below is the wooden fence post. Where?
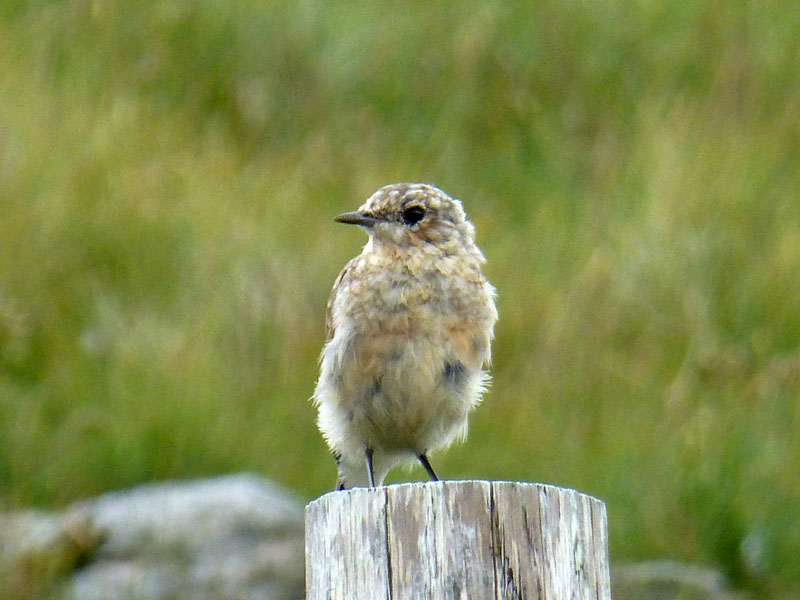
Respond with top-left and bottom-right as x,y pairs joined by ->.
305,480 -> 611,599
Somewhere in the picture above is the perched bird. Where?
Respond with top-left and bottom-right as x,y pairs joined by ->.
313,183 -> 497,489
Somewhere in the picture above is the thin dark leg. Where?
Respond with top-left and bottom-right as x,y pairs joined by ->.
365,447 -> 376,487
417,453 -> 439,481
334,452 -> 346,491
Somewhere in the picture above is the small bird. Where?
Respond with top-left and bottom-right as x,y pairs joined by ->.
313,183 -> 497,489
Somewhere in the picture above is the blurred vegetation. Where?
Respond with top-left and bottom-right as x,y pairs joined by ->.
1,1 -> 798,596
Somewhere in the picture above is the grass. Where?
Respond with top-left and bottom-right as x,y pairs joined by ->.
1,1 -> 799,597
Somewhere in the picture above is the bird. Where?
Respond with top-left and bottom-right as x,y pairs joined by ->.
313,183 -> 497,489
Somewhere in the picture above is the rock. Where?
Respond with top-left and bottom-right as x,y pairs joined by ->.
1,474 -> 305,600
613,560 -> 748,600
66,473 -> 306,600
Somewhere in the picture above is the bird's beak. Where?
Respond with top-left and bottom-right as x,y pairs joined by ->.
334,211 -> 381,228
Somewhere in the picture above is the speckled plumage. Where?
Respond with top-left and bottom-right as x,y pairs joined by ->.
313,183 -> 497,489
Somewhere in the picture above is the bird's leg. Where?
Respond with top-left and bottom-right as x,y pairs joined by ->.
417,453 -> 439,481
365,447 -> 376,487
334,452 -> 347,491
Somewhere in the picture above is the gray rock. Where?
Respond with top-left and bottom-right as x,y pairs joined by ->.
0,474 -> 305,600
613,560 -> 748,600
64,473 -> 306,600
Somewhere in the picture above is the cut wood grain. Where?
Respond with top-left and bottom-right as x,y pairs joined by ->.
305,480 -> 611,599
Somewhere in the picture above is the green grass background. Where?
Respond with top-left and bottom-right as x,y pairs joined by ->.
1,1 -> 799,596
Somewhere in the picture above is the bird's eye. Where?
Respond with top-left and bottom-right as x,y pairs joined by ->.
402,205 -> 426,226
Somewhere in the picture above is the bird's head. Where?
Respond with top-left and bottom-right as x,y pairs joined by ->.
335,183 -> 478,255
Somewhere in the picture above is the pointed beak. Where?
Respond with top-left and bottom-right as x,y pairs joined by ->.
334,211 -> 381,228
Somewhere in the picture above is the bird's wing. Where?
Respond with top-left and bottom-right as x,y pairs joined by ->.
325,257 -> 359,342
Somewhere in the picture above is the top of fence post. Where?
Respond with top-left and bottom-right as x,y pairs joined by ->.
305,480 -> 611,600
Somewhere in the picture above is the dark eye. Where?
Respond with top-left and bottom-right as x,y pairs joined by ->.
402,205 -> 426,226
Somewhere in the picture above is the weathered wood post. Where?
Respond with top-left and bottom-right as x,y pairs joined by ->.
305,480 -> 611,599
